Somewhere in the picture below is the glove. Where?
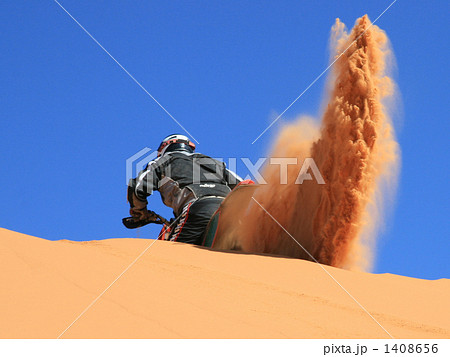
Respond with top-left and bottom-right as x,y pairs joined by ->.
130,207 -> 151,222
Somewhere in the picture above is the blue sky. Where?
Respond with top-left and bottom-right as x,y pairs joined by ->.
0,1 -> 448,279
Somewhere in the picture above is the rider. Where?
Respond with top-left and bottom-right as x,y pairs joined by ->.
127,134 -> 242,245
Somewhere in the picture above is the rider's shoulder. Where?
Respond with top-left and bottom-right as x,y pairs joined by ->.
167,151 -> 204,159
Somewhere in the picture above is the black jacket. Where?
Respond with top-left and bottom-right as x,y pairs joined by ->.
128,151 -> 242,216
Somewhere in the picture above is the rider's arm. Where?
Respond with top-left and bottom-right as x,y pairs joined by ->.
127,160 -> 161,209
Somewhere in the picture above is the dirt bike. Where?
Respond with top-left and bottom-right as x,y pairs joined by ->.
122,180 -> 256,248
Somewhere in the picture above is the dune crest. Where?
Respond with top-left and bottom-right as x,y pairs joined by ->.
1,228 -> 448,338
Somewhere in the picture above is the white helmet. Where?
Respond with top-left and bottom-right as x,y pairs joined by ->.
157,134 -> 196,157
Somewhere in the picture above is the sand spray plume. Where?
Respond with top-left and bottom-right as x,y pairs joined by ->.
219,15 -> 400,271
309,15 -> 400,270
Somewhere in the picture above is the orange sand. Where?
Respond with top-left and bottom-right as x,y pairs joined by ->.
1,228 -> 448,338
221,16 -> 400,272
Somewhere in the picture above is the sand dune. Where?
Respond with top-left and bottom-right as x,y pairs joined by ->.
0,227 -> 448,338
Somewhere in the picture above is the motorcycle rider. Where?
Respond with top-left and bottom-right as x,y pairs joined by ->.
127,134 -> 242,245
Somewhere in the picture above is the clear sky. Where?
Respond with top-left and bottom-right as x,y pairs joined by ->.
1,1 -> 448,279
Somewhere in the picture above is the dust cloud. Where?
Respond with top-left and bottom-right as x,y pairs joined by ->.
220,15 -> 400,271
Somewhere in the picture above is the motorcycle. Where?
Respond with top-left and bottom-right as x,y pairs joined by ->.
122,180 -> 256,248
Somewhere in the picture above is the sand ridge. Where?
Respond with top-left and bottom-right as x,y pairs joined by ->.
0,228 -> 448,338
